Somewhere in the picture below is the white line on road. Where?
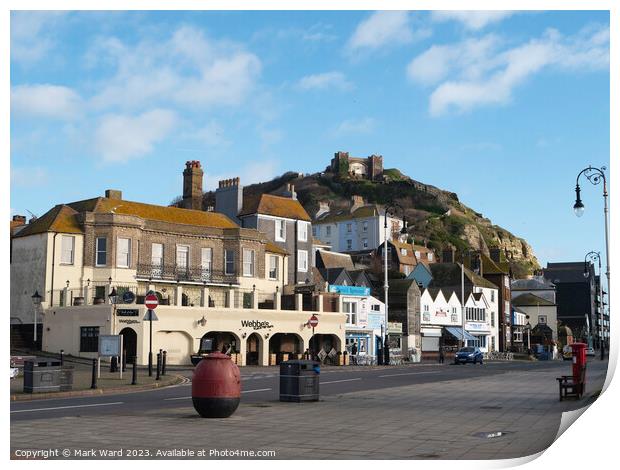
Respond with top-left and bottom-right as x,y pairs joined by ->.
379,371 -> 441,378
164,388 -> 272,401
11,402 -> 124,414
320,378 -> 362,385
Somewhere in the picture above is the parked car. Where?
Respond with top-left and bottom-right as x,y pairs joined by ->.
454,347 -> 483,365
586,347 -> 596,357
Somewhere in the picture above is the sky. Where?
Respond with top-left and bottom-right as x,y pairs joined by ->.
9,9 -> 611,270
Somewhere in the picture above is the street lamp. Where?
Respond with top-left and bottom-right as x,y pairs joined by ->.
524,320 -> 531,355
31,291 -> 42,348
108,287 -> 119,372
380,203 -> 408,366
573,166 -> 610,328
584,251 -> 605,360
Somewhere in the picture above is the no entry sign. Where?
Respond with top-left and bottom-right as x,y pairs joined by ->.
145,293 -> 159,310
309,315 -> 319,328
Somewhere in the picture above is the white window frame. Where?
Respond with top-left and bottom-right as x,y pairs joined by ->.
201,247 -> 212,280
428,253 -> 433,261
116,237 -> 131,268
60,235 -> 75,265
176,244 -> 189,272
346,223 -> 352,233
346,239 -> 353,251
343,301 -> 357,324
362,221 -> 368,232
242,248 -> 255,277
298,250 -> 308,272
298,222 -> 308,242
225,249 -> 235,275
95,237 -> 106,267
268,255 -> 279,280
275,219 -> 286,242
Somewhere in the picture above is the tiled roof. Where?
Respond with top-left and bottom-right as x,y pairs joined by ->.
390,240 -> 417,266
480,254 -> 509,275
429,263 -> 499,290
15,196 -> 239,237
265,242 -> 289,256
512,293 -> 555,307
317,250 -> 355,270
15,205 -> 83,237
315,204 -> 380,223
239,194 -> 311,221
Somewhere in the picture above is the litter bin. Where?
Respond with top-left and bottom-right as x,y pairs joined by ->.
280,360 -> 320,402
23,359 -> 62,393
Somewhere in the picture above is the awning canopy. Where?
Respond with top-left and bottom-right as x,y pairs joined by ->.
444,326 -> 477,341
420,328 -> 442,337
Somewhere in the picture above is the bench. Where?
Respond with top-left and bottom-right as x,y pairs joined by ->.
556,367 -> 586,401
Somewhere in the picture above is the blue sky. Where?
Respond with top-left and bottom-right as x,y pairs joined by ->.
10,10 -> 610,269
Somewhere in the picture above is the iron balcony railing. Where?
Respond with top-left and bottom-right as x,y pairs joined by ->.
136,263 -> 238,285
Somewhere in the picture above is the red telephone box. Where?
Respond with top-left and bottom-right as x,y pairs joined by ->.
571,342 -> 587,385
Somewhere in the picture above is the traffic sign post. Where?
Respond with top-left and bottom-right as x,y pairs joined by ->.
143,293 -> 159,377
308,315 -> 319,360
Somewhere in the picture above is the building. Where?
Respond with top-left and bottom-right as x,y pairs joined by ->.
375,240 -> 436,277
11,188 -> 345,365
215,178 -> 313,287
328,151 -> 383,181
313,196 -> 403,252
511,275 -> 556,304
386,279 -> 422,360
543,262 -> 606,346
511,293 -> 558,349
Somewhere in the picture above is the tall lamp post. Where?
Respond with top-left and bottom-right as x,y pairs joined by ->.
31,291 -> 42,349
573,166 -> 609,343
108,287 -> 119,372
584,251 -> 605,360
380,203 -> 408,366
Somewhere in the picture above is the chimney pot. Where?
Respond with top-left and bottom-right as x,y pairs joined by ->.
105,189 -> 122,200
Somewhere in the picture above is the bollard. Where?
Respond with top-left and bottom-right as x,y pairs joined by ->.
122,350 -> 127,372
148,352 -> 153,377
131,356 -> 137,385
110,356 -> 117,373
60,349 -> 64,366
162,351 -> 167,376
91,359 -> 98,389
156,353 -> 161,381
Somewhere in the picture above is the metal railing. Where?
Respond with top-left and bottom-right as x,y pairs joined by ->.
136,263 -> 238,285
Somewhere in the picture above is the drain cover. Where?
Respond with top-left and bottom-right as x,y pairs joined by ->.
473,431 -> 508,439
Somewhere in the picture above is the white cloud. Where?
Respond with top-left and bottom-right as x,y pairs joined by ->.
347,11 -> 422,54
11,11 -> 66,64
407,25 -> 609,116
11,166 -> 48,187
431,11 -> 515,30
204,159 -> 281,191
297,72 -> 353,91
89,26 -> 261,111
191,120 -> 230,147
94,109 -> 177,162
333,117 -> 376,135
11,84 -> 83,120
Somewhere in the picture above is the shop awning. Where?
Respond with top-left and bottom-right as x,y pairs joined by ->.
420,328 -> 442,337
444,326 -> 477,341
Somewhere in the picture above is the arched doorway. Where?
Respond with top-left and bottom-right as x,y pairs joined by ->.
201,331 -> 240,354
246,333 -> 262,366
269,333 -> 303,364
119,328 -> 137,364
310,334 -> 342,365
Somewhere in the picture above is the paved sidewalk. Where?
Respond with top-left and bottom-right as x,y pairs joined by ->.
11,362 -> 607,459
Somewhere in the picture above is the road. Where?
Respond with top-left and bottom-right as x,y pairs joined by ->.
11,360 -> 587,422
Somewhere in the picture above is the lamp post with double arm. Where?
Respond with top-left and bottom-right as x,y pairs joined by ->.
380,203 -> 408,366
31,291 -> 42,349
584,251 -> 605,360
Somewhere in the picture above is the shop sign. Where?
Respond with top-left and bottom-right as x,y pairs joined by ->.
388,322 -> 403,334
435,309 -> 447,317
117,309 -> 139,317
466,322 -> 490,332
241,320 -> 274,330
367,313 -> 383,330
119,319 -> 140,325
328,285 -> 370,296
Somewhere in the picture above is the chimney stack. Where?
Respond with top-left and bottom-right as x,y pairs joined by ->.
182,161 -> 204,211
282,183 -> 297,200
350,195 -> 365,213
315,201 -> 330,219
105,189 -> 123,200
12,215 -> 26,225
215,176 -> 243,224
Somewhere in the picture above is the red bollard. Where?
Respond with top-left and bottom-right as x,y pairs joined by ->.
192,352 -> 241,418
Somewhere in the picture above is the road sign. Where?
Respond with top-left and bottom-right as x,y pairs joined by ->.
144,309 -> 159,321
309,315 -> 319,328
122,290 -> 136,304
145,293 -> 159,310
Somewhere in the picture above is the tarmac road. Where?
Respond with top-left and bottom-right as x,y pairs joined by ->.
10,360 -> 588,422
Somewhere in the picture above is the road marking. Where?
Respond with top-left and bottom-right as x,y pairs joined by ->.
11,402 -> 123,414
320,378 -> 362,385
164,396 -> 190,401
379,371 -> 441,378
164,388 -> 272,401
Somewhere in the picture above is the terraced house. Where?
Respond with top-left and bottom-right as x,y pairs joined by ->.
10,186 -> 345,366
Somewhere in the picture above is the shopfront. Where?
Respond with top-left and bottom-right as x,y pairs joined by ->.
465,321 -> 491,352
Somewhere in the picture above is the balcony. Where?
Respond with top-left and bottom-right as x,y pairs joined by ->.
136,263 -> 238,285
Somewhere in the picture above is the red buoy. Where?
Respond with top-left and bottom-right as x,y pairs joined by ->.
192,352 -> 241,418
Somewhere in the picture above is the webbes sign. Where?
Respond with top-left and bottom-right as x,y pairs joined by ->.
240,320 -> 274,330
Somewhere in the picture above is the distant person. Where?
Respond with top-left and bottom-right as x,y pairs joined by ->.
439,347 -> 445,364
351,342 -> 358,365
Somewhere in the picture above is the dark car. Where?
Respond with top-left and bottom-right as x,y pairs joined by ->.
454,347 -> 484,364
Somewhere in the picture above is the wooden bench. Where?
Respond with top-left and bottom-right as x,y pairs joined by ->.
556,367 -> 586,401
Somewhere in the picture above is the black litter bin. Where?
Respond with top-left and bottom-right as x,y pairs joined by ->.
23,359 -> 62,393
280,360 -> 320,402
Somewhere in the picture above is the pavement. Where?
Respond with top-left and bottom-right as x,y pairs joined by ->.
10,359 -> 609,460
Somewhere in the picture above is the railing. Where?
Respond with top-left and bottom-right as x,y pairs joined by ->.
136,263 -> 238,285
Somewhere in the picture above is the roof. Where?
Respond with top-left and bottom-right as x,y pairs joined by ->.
238,194 -> 311,221
315,204 -> 381,224
389,240 -> 418,266
316,250 -> 355,270
15,205 -> 83,237
543,263 -> 592,284
313,238 -> 330,247
511,277 -> 555,290
512,293 -> 555,307
265,242 -> 288,256
15,196 -> 239,238
480,254 -> 510,275
429,263 -> 498,290
317,267 -> 352,285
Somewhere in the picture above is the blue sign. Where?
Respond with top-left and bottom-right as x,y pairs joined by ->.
328,285 -> 370,296
367,313 -> 383,330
